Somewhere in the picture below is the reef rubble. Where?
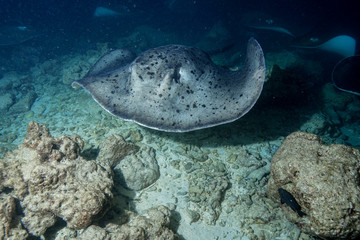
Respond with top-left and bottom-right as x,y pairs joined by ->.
0,121 -> 178,239
0,121 -> 114,237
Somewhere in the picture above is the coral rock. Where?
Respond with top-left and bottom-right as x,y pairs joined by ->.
114,145 -> 159,190
0,193 -> 29,239
97,134 -> 138,168
0,121 -> 113,236
76,206 -> 177,240
267,131 -> 360,239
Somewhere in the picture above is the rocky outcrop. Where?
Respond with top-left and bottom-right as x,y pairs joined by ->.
96,134 -> 138,168
267,131 -> 360,239
96,134 -> 159,191
0,93 -> 14,112
0,193 -> 29,239
0,121 -> 113,237
75,206 -> 177,240
113,145 -> 159,190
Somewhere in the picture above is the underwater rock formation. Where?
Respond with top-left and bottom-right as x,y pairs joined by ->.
267,131 -> 360,239
96,133 -> 138,168
114,145 -> 160,191
75,206 -> 177,240
9,91 -> 37,114
0,193 -> 29,239
0,72 -> 33,113
96,134 -> 160,191
0,93 -> 14,112
0,121 -> 113,237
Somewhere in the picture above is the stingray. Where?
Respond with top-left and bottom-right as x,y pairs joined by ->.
0,25 -> 39,46
293,35 -> 356,58
73,38 -> 265,132
332,56 -> 360,96
247,25 -> 294,37
93,6 -> 130,17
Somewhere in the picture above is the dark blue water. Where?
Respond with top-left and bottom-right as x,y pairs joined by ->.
1,0 -> 359,51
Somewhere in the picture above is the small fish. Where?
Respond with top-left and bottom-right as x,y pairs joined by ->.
278,188 -> 306,217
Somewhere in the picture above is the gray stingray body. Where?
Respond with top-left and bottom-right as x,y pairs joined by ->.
73,38 -> 265,132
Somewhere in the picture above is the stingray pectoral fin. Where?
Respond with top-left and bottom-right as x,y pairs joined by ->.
247,25 -> 294,37
244,38 -> 266,81
244,37 -> 266,104
73,66 -> 133,119
220,37 -> 266,119
332,56 -> 360,96
292,35 -> 356,58
85,49 -> 136,77
72,49 -> 135,89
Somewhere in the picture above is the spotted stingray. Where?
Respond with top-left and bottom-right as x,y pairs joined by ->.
73,38 -> 265,132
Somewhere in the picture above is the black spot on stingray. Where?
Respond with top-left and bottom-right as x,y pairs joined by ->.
111,91 -> 115,94
193,103 -> 197,108
202,104 -> 206,108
